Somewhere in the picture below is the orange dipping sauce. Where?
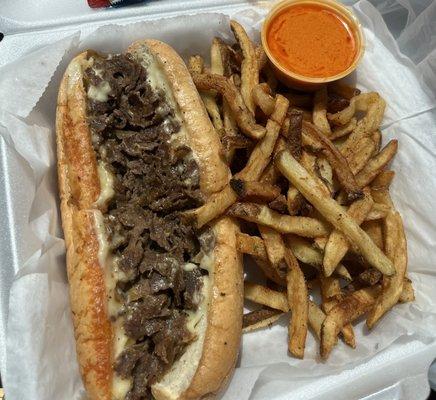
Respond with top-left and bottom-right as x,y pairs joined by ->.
266,3 -> 357,78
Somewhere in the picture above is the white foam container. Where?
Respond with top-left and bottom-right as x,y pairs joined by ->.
0,1 -> 435,399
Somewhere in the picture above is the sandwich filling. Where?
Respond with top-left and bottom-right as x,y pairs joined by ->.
83,52 -> 211,400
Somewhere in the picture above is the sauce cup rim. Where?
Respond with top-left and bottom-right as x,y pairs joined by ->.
261,0 -> 366,84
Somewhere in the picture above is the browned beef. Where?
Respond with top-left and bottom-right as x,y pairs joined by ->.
327,94 -> 350,114
84,54 -> 206,399
183,269 -> 203,310
115,342 -> 149,379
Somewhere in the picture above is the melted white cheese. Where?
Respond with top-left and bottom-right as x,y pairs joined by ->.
93,211 -> 133,399
88,80 -> 112,102
94,206 -> 214,398
186,276 -> 210,334
113,377 -> 132,400
94,162 -> 115,208
199,251 -> 214,273
151,259 -> 213,398
94,211 -> 129,316
85,57 -> 112,102
183,262 -> 197,272
94,212 -> 116,314
132,46 -> 194,151
112,321 -> 133,399
89,49 -> 211,399
94,210 -> 110,269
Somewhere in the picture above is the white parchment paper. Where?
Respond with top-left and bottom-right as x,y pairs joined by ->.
0,1 -> 435,399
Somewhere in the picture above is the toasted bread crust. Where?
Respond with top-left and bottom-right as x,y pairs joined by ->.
56,53 -> 113,400
57,42 -> 242,400
181,217 -> 243,400
128,39 -> 230,196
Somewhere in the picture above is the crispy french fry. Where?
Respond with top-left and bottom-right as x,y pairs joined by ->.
258,225 -> 286,266
259,127 -> 290,185
320,276 -> 342,301
322,298 -> 356,348
224,44 -> 242,77
327,96 -> 350,114
276,150 -> 396,276
371,170 -> 395,189
236,233 -> 285,285
316,156 -> 334,193
303,122 -> 362,200
372,130 -> 382,153
345,136 -> 377,175
361,220 -> 384,250
399,278 -> 415,303
236,232 -> 267,259
313,86 -> 331,135
211,37 -> 225,75
273,135 -> 288,159
313,236 -> 327,251
202,95 -> 223,131
365,202 -> 390,221
285,249 -> 308,358
189,96 -> 289,228
382,208 -> 399,259
285,235 -> 351,280
321,286 -> 381,358
286,109 -> 303,158
301,150 -> 331,196
358,268 -> 382,286
187,185 -> 237,228
256,45 -> 268,71
302,126 -> 322,151
253,84 -> 275,115
198,38 -> 226,131
330,117 -> 357,140
283,108 -> 304,214
323,188 -> 373,276
230,179 -> 281,202
238,95 -> 289,180
230,20 -> 258,113
243,308 -> 284,333
319,276 -> 356,348
340,95 -> 386,154
187,26 -> 408,362
308,300 -> 325,339
228,203 -> 330,237
255,257 -> 287,286
244,282 -> 288,311
287,187 -> 304,216
371,188 -> 395,209
221,132 -> 251,153
192,73 -> 266,139
281,114 -> 291,138
327,92 -> 379,126
222,75 -> 240,163
328,81 -> 361,100
223,99 -> 238,138
259,225 -> 287,269
299,108 -> 314,122
188,55 -> 223,130
269,194 -> 289,214
355,140 -> 398,188
188,55 -> 204,74
260,162 -> 281,185
367,212 -> 408,328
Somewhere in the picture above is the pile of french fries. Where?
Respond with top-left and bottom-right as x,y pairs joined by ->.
187,20 -> 414,359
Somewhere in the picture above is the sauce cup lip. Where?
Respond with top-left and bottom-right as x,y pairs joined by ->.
261,0 -> 366,85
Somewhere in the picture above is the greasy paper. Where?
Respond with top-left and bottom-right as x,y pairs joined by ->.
0,1 -> 435,400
